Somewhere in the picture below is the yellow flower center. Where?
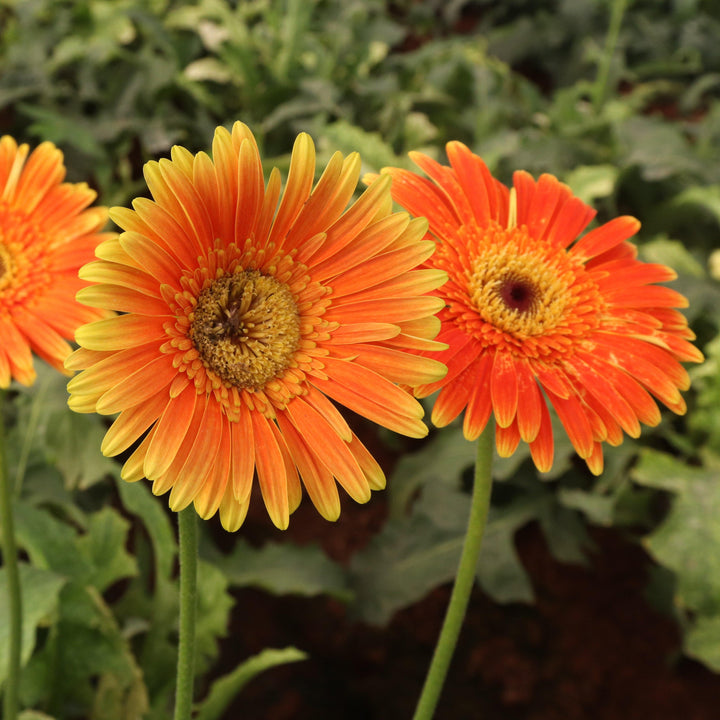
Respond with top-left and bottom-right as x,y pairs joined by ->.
467,231 -> 575,336
437,215 -> 604,359
190,270 -> 301,390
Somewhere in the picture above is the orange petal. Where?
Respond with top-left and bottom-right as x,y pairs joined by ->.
496,420 -> 521,458
312,357 -> 427,438
546,391 -> 595,459
75,314 -> 166,351
251,412 -> 290,530
490,352 -> 518,429
349,344 -> 447,386
461,353 -> 494,441
168,396 -> 223,511
101,390 -> 170,457
276,413 -> 341,521
382,166 -> 459,233
193,413 -> 232,520
566,355 -> 640,438
76,284 -> 170,316
310,211 -> 409,282
0,316 -> 34,387
285,396 -> 369,504
268,133 -> 315,248
219,483 -> 250,532
446,141 -> 504,225
431,363 -> 476,428
529,400 -> 554,472
269,421 -> 303,516
144,388 -> 198,477
571,216 -> 640,261
96,355 -> 176,414
303,384 -> 352,442
230,408 -> 255,502
514,362 -> 544,443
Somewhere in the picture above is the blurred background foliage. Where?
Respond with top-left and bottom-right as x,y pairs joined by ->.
2,0 -> 720,717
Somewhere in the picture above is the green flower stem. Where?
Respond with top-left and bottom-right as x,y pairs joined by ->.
174,506 -> 199,720
412,423 -> 495,720
593,0 -> 630,112
0,391 -> 22,720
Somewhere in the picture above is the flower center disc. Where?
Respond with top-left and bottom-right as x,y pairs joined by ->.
467,227 -> 577,337
191,271 -> 301,390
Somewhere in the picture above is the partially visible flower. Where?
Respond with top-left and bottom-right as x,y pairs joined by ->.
0,136 -> 109,387
66,122 -> 447,530
372,143 -> 703,474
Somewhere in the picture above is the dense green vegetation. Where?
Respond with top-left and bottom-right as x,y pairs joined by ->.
2,1 -> 720,717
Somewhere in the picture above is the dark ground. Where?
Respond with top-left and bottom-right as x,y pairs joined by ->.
213,492 -> 720,720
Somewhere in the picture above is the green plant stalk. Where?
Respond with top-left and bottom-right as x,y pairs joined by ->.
412,423 -> 495,720
593,0 -> 630,112
0,391 -> 22,720
277,0 -> 305,81
174,507 -> 199,720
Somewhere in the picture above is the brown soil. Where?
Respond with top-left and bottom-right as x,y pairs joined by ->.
212,494 -> 720,720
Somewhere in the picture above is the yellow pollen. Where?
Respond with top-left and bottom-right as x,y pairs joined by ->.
467,226 -> 577,337
190,270 -> 301,390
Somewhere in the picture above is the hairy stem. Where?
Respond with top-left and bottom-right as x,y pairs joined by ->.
412,424 -> 495,720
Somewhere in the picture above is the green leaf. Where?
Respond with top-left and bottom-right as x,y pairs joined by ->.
14,501 -> 93,581
671,185 -> 720,227
319,120 -> 404,173
638,236 -> 706,278
195,647 -> 307,720
616,116 -> 705,181
349,511 -> 463,625
77,507 -> 138,593
115,476 -> 176,581
631,448 -> 700,493
15,503 -> 136,592
47,583 -> 150,716
44,410 -> 119,490
0,564 -> 66,688
684,615 -> 720,672
195,560 -> 234,673
207,540 -> 350,600
558,488 -> 616,526
564,164 -> 619,204
633,450 -> 720,616
387,428 -> 477,518
480,500 -> 539,603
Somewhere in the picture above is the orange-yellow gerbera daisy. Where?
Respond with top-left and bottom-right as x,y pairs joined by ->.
373,143 -> 704,475
66,122 -> 447,530
0,136 -> 109,387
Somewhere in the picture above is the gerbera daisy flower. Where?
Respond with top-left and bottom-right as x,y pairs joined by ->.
371,143 -> 703,474
66,122 -> 447,530
0,136 -> 109,387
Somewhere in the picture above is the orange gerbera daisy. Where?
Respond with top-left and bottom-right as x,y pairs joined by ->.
373,143 -> 703,474
66,122 -> 447,530
0,136 -> 109,387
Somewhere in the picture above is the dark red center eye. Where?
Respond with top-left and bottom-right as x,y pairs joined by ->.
499,278 -> 535,313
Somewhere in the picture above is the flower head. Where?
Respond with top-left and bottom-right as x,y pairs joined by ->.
67,122 -> 447,530
373,143 -> 703,474
0,136 -> 109,387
